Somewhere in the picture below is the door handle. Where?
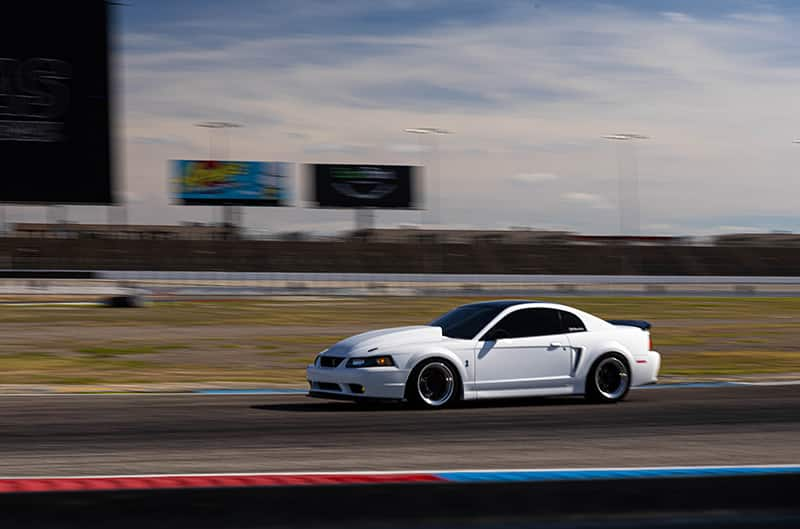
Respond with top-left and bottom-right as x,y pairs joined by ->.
549,342 -> 563,348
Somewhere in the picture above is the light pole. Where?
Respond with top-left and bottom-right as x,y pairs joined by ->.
195,122 -> 243,232
603,133 -> 649,235
196,121 -> 242,159
403,127 -> 451,226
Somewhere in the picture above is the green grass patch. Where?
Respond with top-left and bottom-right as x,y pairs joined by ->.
75,344 -> 188,357
1,296 -> 799,384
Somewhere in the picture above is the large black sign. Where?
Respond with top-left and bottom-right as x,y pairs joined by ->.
310,164 -> 419,209
0,2 -> 113,204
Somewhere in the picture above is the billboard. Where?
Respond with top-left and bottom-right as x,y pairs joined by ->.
173,160 -> 290,206
0,1 -> 113,204
310,164 -> 419,209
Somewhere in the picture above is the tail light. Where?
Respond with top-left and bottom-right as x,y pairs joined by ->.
648,334 -> 653,351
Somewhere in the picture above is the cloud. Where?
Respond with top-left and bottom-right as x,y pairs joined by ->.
562,192 -> 613,210
509,172 -> 559,184
660,12 -> 695,24
303,143 -> 371,154
727,12 -> 784,24
113,1 -> 800,235
349,80 -> 496,111
118,32 -> 181,50
387,143 -> 430,153
130,136 -> 191,147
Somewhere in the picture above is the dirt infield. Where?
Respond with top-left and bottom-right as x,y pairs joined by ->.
0,296 -> 798,386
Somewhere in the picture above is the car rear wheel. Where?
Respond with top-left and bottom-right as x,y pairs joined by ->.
586,353 -> 630,403
407,359 -> 459,409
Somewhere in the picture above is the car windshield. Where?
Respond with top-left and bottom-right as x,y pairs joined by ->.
429,305 -> 505,339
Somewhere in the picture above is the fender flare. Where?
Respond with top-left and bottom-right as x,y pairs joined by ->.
579,341 -> 635,380
405,348 -> 468,399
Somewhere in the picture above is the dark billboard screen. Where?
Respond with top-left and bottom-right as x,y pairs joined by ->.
0,1 -> 113,204
173,160 -> 290,206
310,164 -> 419,209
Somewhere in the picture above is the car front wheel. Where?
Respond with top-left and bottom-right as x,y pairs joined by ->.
407,359 -> 459,409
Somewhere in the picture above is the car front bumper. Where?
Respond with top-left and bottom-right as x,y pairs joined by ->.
306,365 -> 410,400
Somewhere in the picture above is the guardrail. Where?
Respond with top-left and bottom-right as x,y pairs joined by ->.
2,271 -> 800,298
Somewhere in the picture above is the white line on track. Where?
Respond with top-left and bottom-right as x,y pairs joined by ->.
735,380 -> 800,386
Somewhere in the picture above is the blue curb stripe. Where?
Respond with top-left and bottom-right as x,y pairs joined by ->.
189,380 -> 794,396
436,466 -> 800,483
193,388 -> 307,395
192,382 -> 739,395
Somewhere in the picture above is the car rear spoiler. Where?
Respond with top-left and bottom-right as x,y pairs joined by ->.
607,319 -> 651,330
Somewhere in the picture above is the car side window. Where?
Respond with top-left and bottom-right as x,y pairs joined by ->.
483,308 -> 563,340
559,310 -> 587,333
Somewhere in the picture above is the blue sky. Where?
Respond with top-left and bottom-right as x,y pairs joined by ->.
43,0 -> 799,235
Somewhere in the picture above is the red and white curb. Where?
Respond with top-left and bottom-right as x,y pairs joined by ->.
2,465 -> 799,494
0,472 -> 443,493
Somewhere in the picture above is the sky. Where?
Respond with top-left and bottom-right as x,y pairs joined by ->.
23,0 -> 800,236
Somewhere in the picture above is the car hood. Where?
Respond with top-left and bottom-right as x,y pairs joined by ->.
324,326 -> 443,357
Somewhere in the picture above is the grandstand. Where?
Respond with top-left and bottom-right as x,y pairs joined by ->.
0,225 -> 798,275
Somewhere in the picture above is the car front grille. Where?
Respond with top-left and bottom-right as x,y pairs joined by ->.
319,356 -> 344,368
316,382 -> 341,392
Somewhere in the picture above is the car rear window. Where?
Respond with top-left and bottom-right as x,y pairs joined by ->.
559,310 -> 587,333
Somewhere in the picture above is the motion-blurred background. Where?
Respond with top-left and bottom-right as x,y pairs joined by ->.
4,1 -> 800,238
1,0 -> 800,388
3,5 -> 800,528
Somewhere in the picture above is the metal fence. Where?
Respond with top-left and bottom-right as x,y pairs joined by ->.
3,271 -> 800,298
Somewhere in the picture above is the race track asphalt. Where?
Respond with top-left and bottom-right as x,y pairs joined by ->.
1,385 -> 798,476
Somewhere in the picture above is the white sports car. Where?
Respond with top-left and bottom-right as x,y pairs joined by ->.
307,300 -> 660,408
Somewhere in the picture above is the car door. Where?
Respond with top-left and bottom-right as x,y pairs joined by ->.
474,308 -> 573,395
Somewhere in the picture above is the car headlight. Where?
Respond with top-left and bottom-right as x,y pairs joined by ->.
346,355 -> 395,368
314,349 -> 329,367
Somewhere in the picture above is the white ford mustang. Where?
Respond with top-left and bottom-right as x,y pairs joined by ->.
307,300 -> 660,408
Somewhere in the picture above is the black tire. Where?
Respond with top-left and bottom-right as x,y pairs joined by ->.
585,353 -> 631,403
406,358 -> 460,409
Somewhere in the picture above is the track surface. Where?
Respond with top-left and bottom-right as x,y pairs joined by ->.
1,386 -> 798,476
